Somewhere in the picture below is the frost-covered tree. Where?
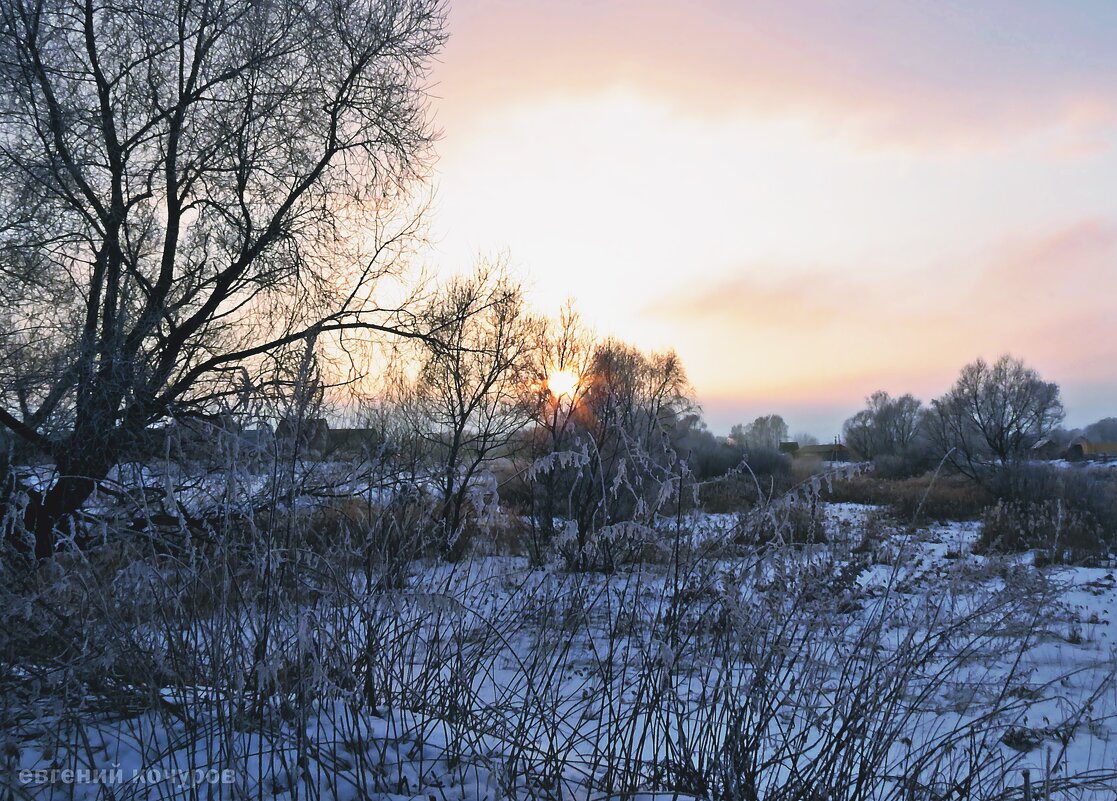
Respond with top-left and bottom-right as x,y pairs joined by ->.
527,329 -> 693,569
576,342 -> 691,527
0,0 -> 446,557
794,431 -> 821,447
671,414 -> 741,479
522,303 -> 596,551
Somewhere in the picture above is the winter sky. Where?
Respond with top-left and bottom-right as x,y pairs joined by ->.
425,0 -> 1117,437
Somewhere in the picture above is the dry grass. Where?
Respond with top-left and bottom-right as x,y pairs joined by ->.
826,472 -> 993,523
6,515 -> 1109,800
3,458 -> 1114,800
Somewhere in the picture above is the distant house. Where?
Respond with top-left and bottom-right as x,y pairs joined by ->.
778,441 -> 800,455
1066,436 -> 1117,461
1031,437 -> 1063,460
794,441 -> 853,462
276,417 -> 330,456
325,427 -> 384,458
271,419 -> 387,460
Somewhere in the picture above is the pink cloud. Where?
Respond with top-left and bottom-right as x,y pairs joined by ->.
979,219 -> 1117,291
434,1 -> 1117,150
642,218 -> 1117,421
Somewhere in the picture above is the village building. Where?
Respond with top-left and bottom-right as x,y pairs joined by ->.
1030,437 -> 1063,460
1065,436 -> 1117,461
794,441 -> 854,462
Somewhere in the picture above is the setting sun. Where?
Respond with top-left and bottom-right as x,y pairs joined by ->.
547,368 -> 580,398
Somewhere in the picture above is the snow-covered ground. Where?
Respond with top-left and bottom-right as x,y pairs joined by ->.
1045,459 -> 1117,473
5,503 -> 1116,800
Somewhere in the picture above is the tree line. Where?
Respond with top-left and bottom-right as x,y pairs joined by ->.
840,354 -> 1109,483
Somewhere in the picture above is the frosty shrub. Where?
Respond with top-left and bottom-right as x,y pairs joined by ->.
976,499 -> 1111,566
736,491 -> 827,546
698,449 -> 799,514
700,473 -> 758,513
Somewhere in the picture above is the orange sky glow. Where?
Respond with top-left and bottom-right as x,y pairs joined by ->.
423,0 -> 1117,436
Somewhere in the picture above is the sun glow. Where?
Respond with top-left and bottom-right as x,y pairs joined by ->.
546,368 -> 580,399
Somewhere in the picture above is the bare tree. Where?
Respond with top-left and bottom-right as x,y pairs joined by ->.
526,301 -> 594,456
842,391 -> 923,460
399,263 -> 539,559
927,355 -> 1064,482
793,431 -> 820,447
0,0 -> 446,556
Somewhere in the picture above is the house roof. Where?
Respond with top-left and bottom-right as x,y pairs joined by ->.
1068,436 -> 1117,455
796,443 -> 849,456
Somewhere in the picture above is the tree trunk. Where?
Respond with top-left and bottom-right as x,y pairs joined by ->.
15,439 -> 116,559
22,475 -> 97,559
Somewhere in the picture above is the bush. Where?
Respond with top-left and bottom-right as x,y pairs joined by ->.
697,450 -> 795,514
976,500 -> 1112,566
686,438 -> 744,479
985,463 -> 1117,542
790,455 -> 826,483
743,446 -> 792,479
872,451 -> 932,480
556,520 -> 661,572
699,473 -> 760,513
890,475 -> 992,522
